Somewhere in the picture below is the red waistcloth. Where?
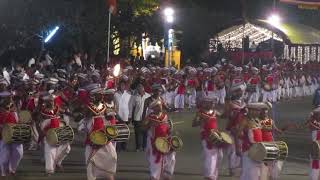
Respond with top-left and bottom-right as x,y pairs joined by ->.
27,98 -> 36,112
106,80 -> 115,89
313,160 -> 320,169
177,84 -> 186,94
242,128 -> 262,152
249,77 -> 260,85
187,79 -> 196,87
206,81 -> 214,91
316,131 -> 320,140
43,118 -> 60,134
63,89 -> 73,101
200,115 -> 218,149
266,76 -> 273,85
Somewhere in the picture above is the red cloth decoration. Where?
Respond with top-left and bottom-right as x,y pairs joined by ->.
313,160 -> 320,169
252,128 -> 263,142
106,80 -> 115,89
78,89 -> 89,105
54,96 -> 63,108
261,130 -> 273,142
249,77 -> 260,85
187,79 -> 196,87
27,98 -> 36,112
206,81 -> 214,91
92,117 -> 105,131
266,76 -> 274,85
316,131 -> 320,140
200,114 -> 218,149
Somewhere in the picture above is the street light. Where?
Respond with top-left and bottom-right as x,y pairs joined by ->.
163,7 -> 175,67
44,26 -> 60,43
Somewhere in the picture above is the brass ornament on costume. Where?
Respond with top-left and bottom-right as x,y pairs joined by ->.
2,123 -> 31,144
248,141 -> 288,162
46,125 -> 74,146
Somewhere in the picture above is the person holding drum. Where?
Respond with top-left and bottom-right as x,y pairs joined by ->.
0,91 -> 25,176
192,96 -> 229,180
225,82 -> 246,176
304,107 -> 320,180
78,87 -> 117,180
39,94 -> 71,176
143,99 -> 177,180
237,103 -> 264,180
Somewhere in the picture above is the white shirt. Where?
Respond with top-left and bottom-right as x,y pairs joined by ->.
129,92 -> 151,121
114,90 -> 131,122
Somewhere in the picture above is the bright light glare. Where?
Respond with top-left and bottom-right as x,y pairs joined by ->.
166,15 -> 174,23
267,14 -> 281,27
44,26 -> 60,43
164,7 -> 174,17
113,64 -> 121,77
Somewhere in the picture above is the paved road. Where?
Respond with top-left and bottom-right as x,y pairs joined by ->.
7,97 -> 315,180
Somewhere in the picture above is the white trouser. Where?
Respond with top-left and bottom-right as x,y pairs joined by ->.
262,90 -> 274,102
248,91 -> 260,103
215,88 -> 226,104
146,133 -> 176,180
85,144 -> 117,180
0,140 -> 23,176
44,140 -> 71,173
174,94 -> 185,109
29,122 -> 39,150
187,89 -> 197,108
240,152 -> 262,180
202,140 -> 223,180
310,159 -> 320,180
260,161 -> 283,180
226,134 -> 241,171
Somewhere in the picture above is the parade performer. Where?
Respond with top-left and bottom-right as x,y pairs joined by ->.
247,67 -> 261,103
40,94 -> 71,176
225,82 -> 246,176
144,100 -> 176,180
238,103 -> 264,180
0,91 -> 24,176
186,68 -> 198,108
192,96 -> 225,180
304,107 -> 320,180
78,87 -> 117,180
214,69 -> 226,105
174,73 -> 186,110
259,102 -> 286,180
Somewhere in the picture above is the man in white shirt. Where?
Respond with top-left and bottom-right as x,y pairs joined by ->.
114,80 -> 131,151
129,84 -> 150,151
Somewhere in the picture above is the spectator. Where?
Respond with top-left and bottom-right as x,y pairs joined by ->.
129,84 -> 151,151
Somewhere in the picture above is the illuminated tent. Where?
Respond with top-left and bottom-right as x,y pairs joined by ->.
214,19 -> 320,63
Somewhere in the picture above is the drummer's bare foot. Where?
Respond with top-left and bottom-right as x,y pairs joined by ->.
56,165 -> 64,172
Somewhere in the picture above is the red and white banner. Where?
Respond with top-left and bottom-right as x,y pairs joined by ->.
280,0 -> 320,6
106,0 -> 117,14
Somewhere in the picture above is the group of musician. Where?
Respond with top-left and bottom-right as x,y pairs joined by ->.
0,59 -> 319,180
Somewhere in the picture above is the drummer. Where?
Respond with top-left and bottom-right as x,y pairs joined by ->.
259,102 -> 285,180
78,86 -> 117,180
192,96 -> 223,180
305,107 -> 320,180
39,94 -> 71,176
237,103 -> 264,180
0,91 -> 24,176
143,99 -> 176,180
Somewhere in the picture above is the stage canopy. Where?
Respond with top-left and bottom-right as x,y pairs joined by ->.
214,19 -> 320,63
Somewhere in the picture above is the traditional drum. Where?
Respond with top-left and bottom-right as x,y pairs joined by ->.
170,136 -> 183,151
248,141 -> 288,162
246,84 -> 257,93
154,137 -> 170,154
105,124 -> 130,142
311,141 -> 320,160
263,83 -> 272,92
46,125 -> 74,146
2,124 -> 31,144
208,130 -> 233,146
90,130 -> 107,146
19,110 -> 32,123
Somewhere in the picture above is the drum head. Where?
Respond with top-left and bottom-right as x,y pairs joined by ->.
106,126 -> 118,138
220,132 -> 233,144
171,136 -> 183,151
19,111 -> 32,123
248,143 -> 267,162
46,129 -> 59,145
2,124 -> 13,144
155,137 -> 170,154
312,141 -> 320,160
90,131 -> 107,145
